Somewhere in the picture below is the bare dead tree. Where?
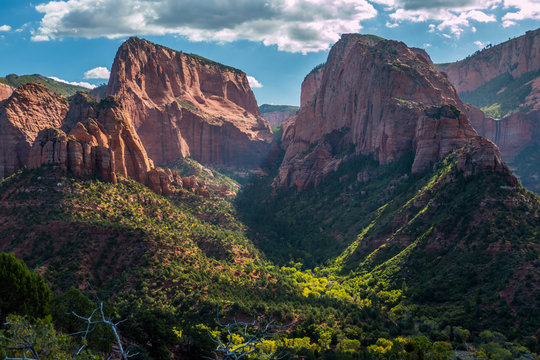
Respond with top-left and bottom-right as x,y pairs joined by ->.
208,309 -> 291,360
70,301 -> 137,360
0,301 -> 136,360
0,318 -> 41,360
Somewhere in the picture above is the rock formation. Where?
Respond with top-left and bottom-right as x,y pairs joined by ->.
300,64 -> 324,107
275,34 -> 504,190
0,83 -> 68,179
437,28 -> 540,191
437,28 -> 540,94
27,93 -> 179,194
105,37 -> 273,168
259,105 -> 299,127
0,83 -> 13,102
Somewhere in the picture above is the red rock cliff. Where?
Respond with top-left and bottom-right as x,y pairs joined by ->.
276,34 -> 503,190
301,65 -> 324,107
0,83 -> 68,179
105,37 -> 273,168
437,28 -> 540,167
437,28 -> 540,94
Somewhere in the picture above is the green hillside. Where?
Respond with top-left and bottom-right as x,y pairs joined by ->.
460,70 -> 540,118
1,147 -> 539,358
0,73 -> 91,97
259,104 -> 299,114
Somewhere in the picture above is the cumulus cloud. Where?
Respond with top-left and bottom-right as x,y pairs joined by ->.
0,25 -> 11,32
29,0 -> 540,50
385,0 -> 536,38
502,0 -> 540,27
247,76 -> 263,89
84,67 -> 110,79
47,76 -> 96,89
32,0 -> 378,53
474,40 -> 489,47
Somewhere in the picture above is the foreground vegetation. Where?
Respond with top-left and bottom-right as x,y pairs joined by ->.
0,144 -> 539,358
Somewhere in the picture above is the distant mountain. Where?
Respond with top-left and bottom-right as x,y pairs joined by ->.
437,28 -> 540,192
259,104 -> 299,127
0,73 -> 90,97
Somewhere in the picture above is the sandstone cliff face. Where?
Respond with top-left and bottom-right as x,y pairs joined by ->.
0,83 -> 68,179
300,65 -> 324,107
105,37 -> 273,168
0,83 -> 13,102
261,110 -> 296,127
276,34 -> 501,190
437,29 -> 540,191
437,28 -> 540,93
27,93 -> 178,194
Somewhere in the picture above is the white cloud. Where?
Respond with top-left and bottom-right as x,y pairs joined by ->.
423,43 -> 432,47
0,25 -> 11,32
28,0 -> 540,51
32,0 -> 378,53
84,67 -> 110,79
390,7 -> 496,38
47,76 -> 97,89
247,76 -> 263,88
502,0 -> 540,26
474,40 -> 489,47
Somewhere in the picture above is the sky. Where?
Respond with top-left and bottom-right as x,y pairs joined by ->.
0,1 -> 538,106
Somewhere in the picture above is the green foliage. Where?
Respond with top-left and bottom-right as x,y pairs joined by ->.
0,314 -> 97,360
237,152 -> 416,267
259,104 -> 299,114
50,289 -> 113,353
0,252 -> 51,320
176,98 -> 198,112
307,63 -> 326,76
460,70 -> 540,118
510,143 -> 540,194
0,74 -> 90,97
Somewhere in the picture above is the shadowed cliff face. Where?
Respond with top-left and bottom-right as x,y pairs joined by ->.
437,29 -> 540,191
106,37 -> 273,169
275,34 -> 505,190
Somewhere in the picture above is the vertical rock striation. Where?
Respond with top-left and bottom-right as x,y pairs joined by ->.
276,34 -> 504,190
105,37 -> 273,168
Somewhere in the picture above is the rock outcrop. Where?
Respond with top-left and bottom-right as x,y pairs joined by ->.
275,34 -> 504,190
105,37 -> 273,168
437,28 -> 540,94
0,83 -> 13,102
27,93 -> 178,194
300,64 -> 324,107
0,83 -> 68,179
437,28 -> 540,191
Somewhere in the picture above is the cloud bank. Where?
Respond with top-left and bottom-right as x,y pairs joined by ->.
31,0 -> 540,52
48,76 -> 96,89
84,67 -> 110,79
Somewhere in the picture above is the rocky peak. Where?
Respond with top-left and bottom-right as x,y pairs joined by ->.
275,34 -> 504,190
105,37 -> 273,168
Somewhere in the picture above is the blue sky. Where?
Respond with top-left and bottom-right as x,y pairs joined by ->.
0,1 -> 538,106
